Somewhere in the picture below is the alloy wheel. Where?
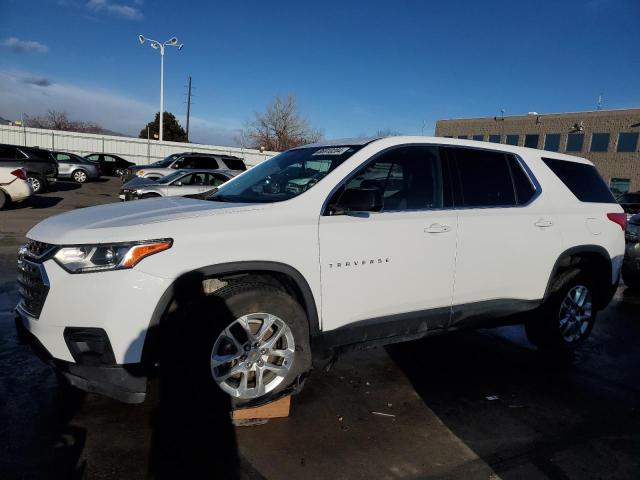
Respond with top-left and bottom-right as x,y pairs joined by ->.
28,177 -> 41,193
558,285 -> 592,343
211,312 -> 295,399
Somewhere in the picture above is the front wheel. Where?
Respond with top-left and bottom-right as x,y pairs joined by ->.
176,283 -> 311,409
72,169 -> 88,183
525,268 -> 596,351
114,168 -> 124,177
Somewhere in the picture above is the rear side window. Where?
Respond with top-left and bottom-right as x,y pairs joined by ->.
541,157 -> 615,203
0,146 -> 18,160
452,148 -> 515,207
191,157 -> 219,169
222,158 -> 246,171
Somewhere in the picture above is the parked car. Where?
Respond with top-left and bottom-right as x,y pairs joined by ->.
0,167 -> 32,209
119,169 -> 239,201
622,213 -> 640,287
53,151 -> 101,183
0,144 -> 58,194
16,137 -> 625,409
617,191 -> 640,217
121,153 -> 246,183
85,153 -> 135,177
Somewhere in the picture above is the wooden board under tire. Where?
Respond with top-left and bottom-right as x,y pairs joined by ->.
232,396 -> 291,421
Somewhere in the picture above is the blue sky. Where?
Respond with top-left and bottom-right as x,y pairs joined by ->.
1,0 -> 639,146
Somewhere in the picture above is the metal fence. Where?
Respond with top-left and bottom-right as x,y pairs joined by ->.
0,124 -> 277,167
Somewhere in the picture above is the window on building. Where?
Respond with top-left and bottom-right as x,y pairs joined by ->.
617,132 -> 639,153
544,134 -> 561,151
488,134 -> 501,143
458,135 -> 468,139
444,135 -> 453,138
452,148 -> 516,207
505,135 -> 519,146
610,178 -> 631,197
472,135 -> 484,141
566,133 -> 584,152
524,134 -> 539,149
590,133 -> 610,152
541,157 -> 615,203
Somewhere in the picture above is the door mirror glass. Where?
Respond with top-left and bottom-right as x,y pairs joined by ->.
333,187 -> 383,214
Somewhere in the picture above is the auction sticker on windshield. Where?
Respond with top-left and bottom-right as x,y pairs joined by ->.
313,147 -> 351,156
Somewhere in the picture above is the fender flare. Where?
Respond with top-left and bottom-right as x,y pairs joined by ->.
141,261 -> 320,364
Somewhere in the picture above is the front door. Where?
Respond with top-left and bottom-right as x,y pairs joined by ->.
318,145 -> 457,338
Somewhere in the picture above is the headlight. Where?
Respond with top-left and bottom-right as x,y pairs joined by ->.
53,239 -> 172,273
136,170 -> 145,176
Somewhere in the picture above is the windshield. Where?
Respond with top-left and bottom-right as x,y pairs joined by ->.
207,145 -> 362,203
150,154 -> 180,168
157,170 -> 186,184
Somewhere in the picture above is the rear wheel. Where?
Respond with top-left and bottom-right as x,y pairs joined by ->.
114,168 -> 125,177
0,190 -> 7,209
525,268 -> 596,351
27,174 -> 46,194
175,283 -> 311,409
72,169 -> 88,183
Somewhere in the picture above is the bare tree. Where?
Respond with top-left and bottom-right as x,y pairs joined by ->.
24,110 -> 110,134
240,94 -> 322,151
374,128 -> 402,137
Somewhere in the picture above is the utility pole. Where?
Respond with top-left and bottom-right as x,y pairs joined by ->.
186,75 -> 192,142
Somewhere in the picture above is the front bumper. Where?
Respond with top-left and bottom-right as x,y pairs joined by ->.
15,315 -> 147,403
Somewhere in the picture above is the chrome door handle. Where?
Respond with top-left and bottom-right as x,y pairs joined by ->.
535,219 -> 553,228
424,223 -> 451,234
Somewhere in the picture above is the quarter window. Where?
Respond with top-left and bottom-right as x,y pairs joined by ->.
505,134 -> 519,146
453,148 -> 516,207
617,132 -> 638,153
542,157 -> 615,203
343,146 -> 443,211
524,134 -> 539,149
544,134 -> 561,151
566,133 -> 584,152
590,133 -> 609,152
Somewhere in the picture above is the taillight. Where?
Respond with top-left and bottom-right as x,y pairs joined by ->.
607,212 -> 627,231
11,169 -> 27,180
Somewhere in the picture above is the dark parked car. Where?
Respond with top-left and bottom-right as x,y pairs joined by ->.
121,152 -> 246,183
618,192 -> 640,217
53,151 -> 101,183
85,153 -> 135,177
623,213 -> 640,288
0,144 -> 58,193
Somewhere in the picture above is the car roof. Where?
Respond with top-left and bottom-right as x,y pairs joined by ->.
172,168 -> 239,176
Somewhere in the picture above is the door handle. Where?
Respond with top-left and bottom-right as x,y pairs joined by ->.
535,219 -> 553,228
424,223 -> 451,234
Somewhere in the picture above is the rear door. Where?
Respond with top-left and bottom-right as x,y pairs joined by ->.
55,153 -> 72,176
446,147 -> 561,326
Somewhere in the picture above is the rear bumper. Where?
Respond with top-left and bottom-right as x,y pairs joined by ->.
15,315 -> 147,403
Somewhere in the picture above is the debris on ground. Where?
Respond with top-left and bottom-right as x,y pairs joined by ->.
485,395 -> 500,401
370,411 -> 396,418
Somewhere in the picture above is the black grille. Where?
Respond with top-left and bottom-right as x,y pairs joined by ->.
17,240 -> 54,318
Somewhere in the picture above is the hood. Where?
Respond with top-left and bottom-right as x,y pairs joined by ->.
122,177 -> 158,189
28,197 -> 261,245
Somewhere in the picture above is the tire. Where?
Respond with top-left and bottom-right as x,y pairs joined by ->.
141,193 -> 161,199
72,169 -> 88,183
171,283 -> 311,409
525,268 -> 597,351
27,174 -> 46,194
114,168 -> 124,177
622,266 -> 640,289
0,189 -> 6,210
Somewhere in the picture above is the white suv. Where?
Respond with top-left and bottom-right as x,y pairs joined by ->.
15,137 -> 625,407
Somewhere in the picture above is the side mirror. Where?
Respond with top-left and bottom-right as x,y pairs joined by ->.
174,181 -> 182,186
333,187 -> 383,215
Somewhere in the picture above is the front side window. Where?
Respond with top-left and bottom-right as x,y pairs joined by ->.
56,153 -> 71,162
617,132 -> 639,153
524,134 -> 539,149
150,156 -> 178,168
208,145 -> 362,203
453,148 -> 516,207
544,134 -> 561,151
505,134 -> 519,146
566,133 -> 584,152
341,146 -> 442,211
590,133 -> 609,152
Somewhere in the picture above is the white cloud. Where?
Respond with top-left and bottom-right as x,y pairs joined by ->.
0,71 -> 242,146
86,0 -> 143,20
1,37 -> 49,54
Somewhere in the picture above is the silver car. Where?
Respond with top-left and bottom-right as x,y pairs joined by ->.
119,169 -> 240,201
53,151 -> 101,183
121,153 -> 246,183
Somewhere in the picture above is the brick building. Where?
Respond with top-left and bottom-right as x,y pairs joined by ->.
435,108 -> 640,194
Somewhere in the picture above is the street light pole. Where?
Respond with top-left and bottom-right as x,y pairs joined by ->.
138,35 -> 183,142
